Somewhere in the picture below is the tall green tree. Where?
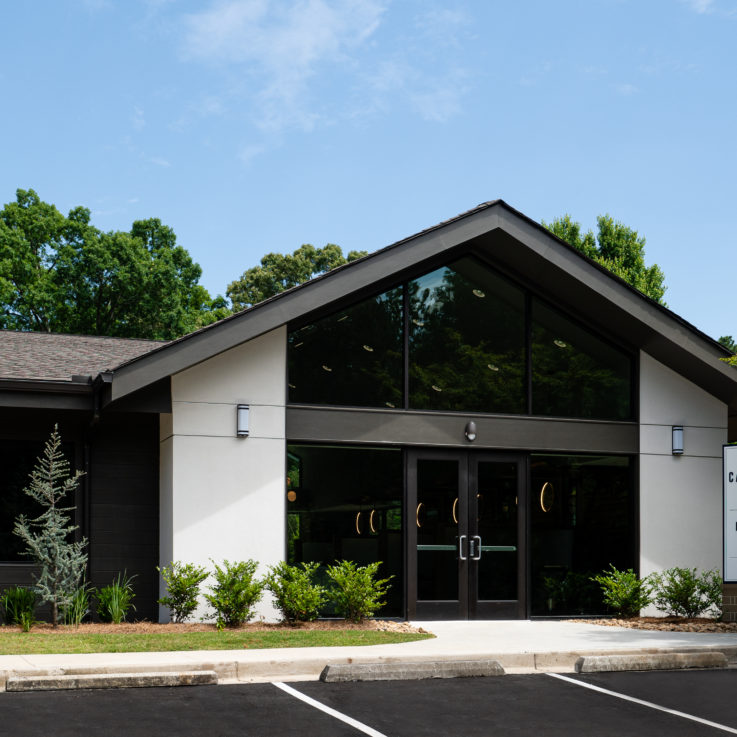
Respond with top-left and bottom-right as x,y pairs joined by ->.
542,214 -> 667,305
718,336 -> 736,354
13,427 -> 87,627
0,189 -> 225,339
227,243 -> 368,311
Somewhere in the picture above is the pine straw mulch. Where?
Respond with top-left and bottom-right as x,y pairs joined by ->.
571,617 -> 737,633
17,620 -> 428,635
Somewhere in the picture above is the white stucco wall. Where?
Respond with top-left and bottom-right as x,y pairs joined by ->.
159,327 -> 286,621
639,351 -> 727,612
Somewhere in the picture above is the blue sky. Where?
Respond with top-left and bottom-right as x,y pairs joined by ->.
2,0 -> 736,340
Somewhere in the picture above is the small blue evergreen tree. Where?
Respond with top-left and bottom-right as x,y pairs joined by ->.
13,426 -> 88,627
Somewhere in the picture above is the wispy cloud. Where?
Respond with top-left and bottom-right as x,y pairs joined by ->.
682,0 -> 715,13
81,0 -> 113,11
132,106 -> 146,131
238,143 -> 267,165
182,0 -> 386,130
410,71 -> 469,123
148,156 -> 172,168
615,82 -> 638,96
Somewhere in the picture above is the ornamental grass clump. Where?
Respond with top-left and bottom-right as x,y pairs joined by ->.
13,426 -> 88,627
651,567 -> 722,619
204,559 -> 263,629
264,561 -> 326,623
97,572 -> 137,623
591,565 -> 652,618
1,586 -> 37,629
325,560 -> 393,623
62,582 -> 92,627
157,561 -> 208,623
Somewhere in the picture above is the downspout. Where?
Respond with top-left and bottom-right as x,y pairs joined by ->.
86,372 -> 114,588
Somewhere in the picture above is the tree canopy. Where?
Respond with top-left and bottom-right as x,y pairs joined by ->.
227,243 -> 368,311
542,214 -> 667,305
0,189 -> 226,339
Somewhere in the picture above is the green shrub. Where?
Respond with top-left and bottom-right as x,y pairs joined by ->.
591,565 -> 652,618
1,586 -> 37,627
651,567 -> 722,618
325,560 -> 392,623
97,572 -> 137,623
62,582 -> 92,627
264,561 -> 327,623
157,561 -> 208,623
204,559 -> 263,629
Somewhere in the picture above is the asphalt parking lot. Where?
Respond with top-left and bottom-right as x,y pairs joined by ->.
1,670 -> 736,736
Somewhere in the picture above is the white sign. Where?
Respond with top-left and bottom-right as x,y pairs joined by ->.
724,445 -> 737,582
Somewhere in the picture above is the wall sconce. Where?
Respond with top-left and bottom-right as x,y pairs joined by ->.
672,425 -> 684,455
465,421 -> 477,442
236,404 -> 249,437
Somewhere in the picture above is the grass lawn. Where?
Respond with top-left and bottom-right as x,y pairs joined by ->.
0,628 -> 432,655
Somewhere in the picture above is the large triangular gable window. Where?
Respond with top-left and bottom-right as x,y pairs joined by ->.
288,257 -> 633,421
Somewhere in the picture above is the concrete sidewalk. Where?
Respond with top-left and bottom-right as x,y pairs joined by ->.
3,620 -> 737,690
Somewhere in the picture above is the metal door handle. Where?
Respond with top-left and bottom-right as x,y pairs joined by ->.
471,535 -> 482,560
458,535 -> 467,560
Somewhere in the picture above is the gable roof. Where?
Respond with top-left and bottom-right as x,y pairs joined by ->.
105,199 -> 737,412
0,331 -> 166,383
2,200 -> 735,413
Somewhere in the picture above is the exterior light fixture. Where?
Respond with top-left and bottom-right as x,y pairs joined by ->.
672,425 -> 684,455
465,421 -> 477,442
236,404 -> 249,437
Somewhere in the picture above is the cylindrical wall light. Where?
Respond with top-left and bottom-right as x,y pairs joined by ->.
236,404 -> 250,437
672,425 -> 684,455
465,421 -> 477,442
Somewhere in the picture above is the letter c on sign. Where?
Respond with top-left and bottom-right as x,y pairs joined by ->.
731,472 -> 735,483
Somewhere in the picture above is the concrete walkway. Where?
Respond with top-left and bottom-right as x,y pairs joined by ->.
3,620 -> 737,689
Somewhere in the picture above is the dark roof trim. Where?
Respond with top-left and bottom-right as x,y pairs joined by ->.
107,200 -> 737,409
109,202 -> 504,401
0,378 -> 94,411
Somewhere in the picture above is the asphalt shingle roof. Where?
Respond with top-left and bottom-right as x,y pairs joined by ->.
0,331 -> 166,382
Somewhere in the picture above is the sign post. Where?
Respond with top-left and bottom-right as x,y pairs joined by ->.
724,445 -> 737,582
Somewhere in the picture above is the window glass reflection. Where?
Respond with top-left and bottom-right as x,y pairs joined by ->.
529,454 -> 635,616
286,445 -> 404,617
0,440 -> 75,561
288,287 -> 403,408
531,300 -> 632,420
409,258 -> 526,413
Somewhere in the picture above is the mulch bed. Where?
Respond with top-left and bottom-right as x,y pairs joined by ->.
8,620 -> 427,635
572,617 -> 737,633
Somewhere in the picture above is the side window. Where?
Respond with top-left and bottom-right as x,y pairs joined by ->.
288,287 -> 403,408
531,299 -> 633,420
0,440 -> 77,562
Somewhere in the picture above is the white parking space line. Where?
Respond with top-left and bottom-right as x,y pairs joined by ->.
272,682 -> 389,737
548,673 -> 737,734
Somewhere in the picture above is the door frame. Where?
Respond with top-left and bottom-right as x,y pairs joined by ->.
406,448 -> 527,620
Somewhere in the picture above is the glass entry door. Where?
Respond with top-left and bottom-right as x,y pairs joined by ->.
408,450 -> 526,619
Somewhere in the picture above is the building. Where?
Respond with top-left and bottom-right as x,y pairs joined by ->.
1,200 -> 735,621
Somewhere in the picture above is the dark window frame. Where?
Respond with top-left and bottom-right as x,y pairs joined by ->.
286,250 -> 638,422
0,435 -> 84,564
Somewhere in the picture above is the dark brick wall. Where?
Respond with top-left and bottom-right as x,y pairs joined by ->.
88,413 -> 159,621
0,407 -> 159,622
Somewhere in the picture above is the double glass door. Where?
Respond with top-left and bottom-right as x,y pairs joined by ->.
408,450 -> 525,619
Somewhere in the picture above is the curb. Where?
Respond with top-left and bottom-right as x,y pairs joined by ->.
320,659 -> 505,682
6,670 -> 218,692
575,652 -> 728,673
1,644 -> 736,691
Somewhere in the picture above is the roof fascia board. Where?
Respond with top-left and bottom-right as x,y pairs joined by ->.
110,206 -> 502,401
0,379 -> 93,411
109,200 -> 737,407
